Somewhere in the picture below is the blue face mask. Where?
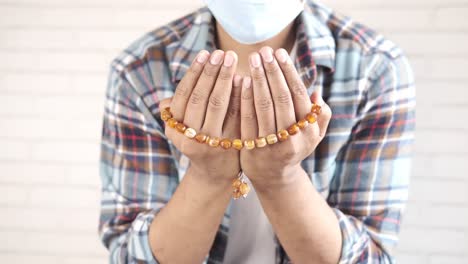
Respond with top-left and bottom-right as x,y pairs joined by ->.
204,0 -> 305,45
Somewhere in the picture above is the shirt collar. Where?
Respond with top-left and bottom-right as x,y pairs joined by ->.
169,5 -> 336,88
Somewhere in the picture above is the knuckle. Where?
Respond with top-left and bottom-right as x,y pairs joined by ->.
281,63 -> 296,77
217,69 -> 232,81
255,97 -> 273,111
190,90 -> 207,105
175,85 -> 189,98
251,70 -> 266,82
264,64 -> 280,75
209,94 -> 226,109
188,65 -> 202,76
241,110 -> 256,120
289,82 -> 307,98
203,65 -> 219,78
227,98 -> 241,117
242,91 -> 253,100
274,92 -> 292,105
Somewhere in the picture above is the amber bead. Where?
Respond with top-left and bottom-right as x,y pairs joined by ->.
207,137 -> 220,147
184,128 -> 197,138
175,123 -> 186,133
244,140 -> 256,150
311,104 -> 322,115
255,137 -> 267,148
195,133 -> 207,143
167,118 -> 178,128
161,110 -> 172,121
220,139 -> 232,149
232,189 -> 242,199
287,124 -> 300,135
239,182 -> 250,196
232,178 -> 242,189
266,134 -> 278,145
232,139 -> 243,150
297,119 -> 309,129
305,113 -> 317,124
277,129 -> 289,142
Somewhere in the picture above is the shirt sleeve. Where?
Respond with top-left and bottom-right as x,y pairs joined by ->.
98,63 -> 177,263
329,53 -> 416,263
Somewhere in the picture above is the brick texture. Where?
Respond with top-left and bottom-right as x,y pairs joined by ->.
1,0 -> 467,263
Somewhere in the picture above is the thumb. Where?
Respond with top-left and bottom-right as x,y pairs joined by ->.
310,89 -> 331,137
310,88 -> 324,105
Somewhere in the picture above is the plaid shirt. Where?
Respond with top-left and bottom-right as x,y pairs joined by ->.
98,1 -> 415,263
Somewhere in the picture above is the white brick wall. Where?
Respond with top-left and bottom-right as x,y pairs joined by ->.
0,0 -> 467,263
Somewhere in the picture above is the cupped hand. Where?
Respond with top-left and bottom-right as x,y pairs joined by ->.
240,46 -> 332,188
159,49 -> 242,183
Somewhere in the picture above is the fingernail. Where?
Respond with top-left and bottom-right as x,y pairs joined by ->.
249,53 -> 261,68
275,49 -> 289,64
224,52 -> 235,67
210,50 -> 224,65
242,76 -> 252,89
260,47 -> 274,63
233,74 -> 242,87
196,51 -> 209,64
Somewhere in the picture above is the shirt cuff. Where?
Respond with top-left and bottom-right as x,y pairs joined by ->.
109,208 -> 162,264
332,208 -> 370,264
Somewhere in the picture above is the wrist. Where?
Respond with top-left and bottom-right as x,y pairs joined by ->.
188,164 -> 237,188
250,165 -> 307,194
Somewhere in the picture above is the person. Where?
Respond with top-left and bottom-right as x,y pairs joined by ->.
98,0 -> 415,263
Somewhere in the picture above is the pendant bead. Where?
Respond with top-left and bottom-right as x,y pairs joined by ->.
233,189 -> 242,199
239,182 -> 250,196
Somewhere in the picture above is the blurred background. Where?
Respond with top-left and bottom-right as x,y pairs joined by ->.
0,0 -> 467,263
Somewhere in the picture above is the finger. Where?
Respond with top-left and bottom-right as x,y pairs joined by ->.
222,74 -> 242,138
259,46 -> 296,130
240,77 -> 258,140
249,52 -> 276,137
275,48 -> 312,120
159,97 -> 181,146
311,90 -> 332,137
184,50 -> 225,131
170,50 -> 209,121
202,50 -> 238,136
